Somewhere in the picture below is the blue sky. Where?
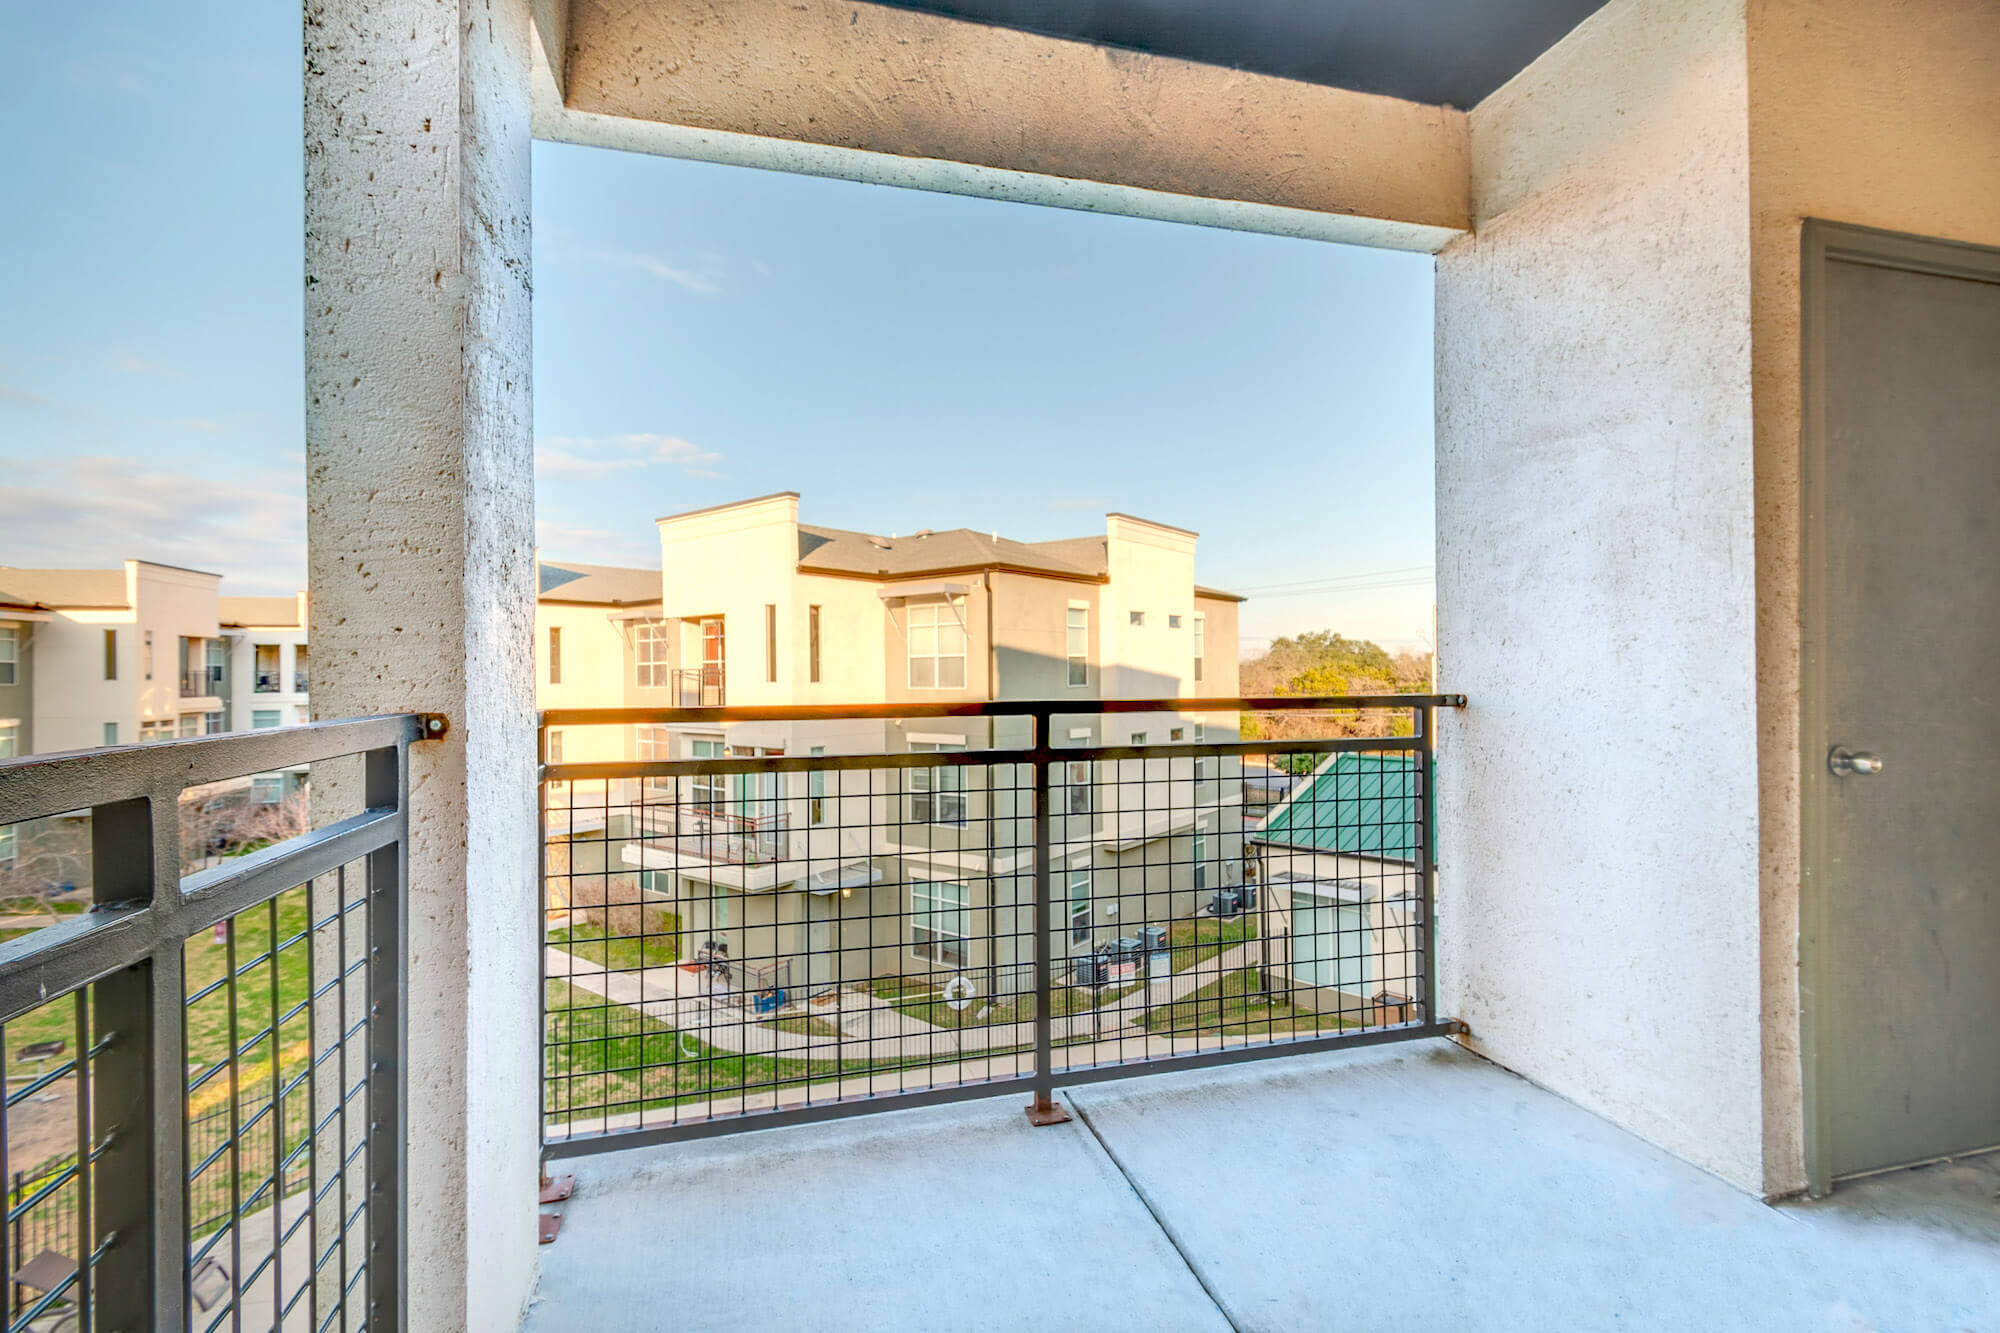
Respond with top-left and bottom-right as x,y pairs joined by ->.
2,5 -> 1438,653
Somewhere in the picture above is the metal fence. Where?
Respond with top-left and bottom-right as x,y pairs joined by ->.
538,694 -> 1462,1158
0,716 -> 420,1332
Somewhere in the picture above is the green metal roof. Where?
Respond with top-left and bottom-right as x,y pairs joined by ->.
1251,752 -> 1426,863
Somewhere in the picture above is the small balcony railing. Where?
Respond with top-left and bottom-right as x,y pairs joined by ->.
0,716 -> 423,1329
179,665 -> 223,698
672,666 -> 724,708
536,692 -> 1463,1157
254,671 -> 282,693
294,670 -> 309,694
634,803 -> 787,864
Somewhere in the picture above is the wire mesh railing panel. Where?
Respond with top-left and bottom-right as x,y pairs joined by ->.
542,751 -> 1040,1142
181,867 -> 375,1333
539,696 -> 1457,1152
0,716 -> 417,1332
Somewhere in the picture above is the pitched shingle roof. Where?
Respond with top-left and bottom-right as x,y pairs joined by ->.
536,561 -> 662,606
0,569 -> 127,609
797,526 -> 1104,582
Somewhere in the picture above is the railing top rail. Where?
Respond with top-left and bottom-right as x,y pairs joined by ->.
540,693 -> 1465,728
0,714 -> 422,826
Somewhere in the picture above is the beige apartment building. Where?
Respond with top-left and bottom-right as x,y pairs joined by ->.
544,492 -> 1248,997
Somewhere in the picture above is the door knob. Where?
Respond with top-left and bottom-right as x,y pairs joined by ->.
1828,746 -> 1883,777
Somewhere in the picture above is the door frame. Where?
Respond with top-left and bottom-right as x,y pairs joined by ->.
1798,219 -> 2000,1196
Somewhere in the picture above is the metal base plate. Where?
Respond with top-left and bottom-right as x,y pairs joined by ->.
539,1173 -> 575,1204
1024,1099 -> 1072,1126
539,1213 -> 563,1245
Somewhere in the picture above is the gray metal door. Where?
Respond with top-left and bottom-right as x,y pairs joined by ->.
1806,223 -> 2000,1186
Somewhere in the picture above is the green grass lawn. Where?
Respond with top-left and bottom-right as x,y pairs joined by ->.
1137,967 -> 1357,1038
1166,913 -> 1259,971
543,982 -> 1029,1125
547,912 -> 681,972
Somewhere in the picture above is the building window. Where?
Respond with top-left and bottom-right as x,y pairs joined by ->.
206,638 -> 227,694
0,626 -> 16,686
1170,727 -> 1185,742
255,643 -> 281,692
907,598 -> 966,690
764,604 -> 778,684
1193,615 -> 1206,684
809,745 -> 827,825
1066,607 -> 1087,687
204,712 -> 224,735
689,738 -> 725,809
1065,760 -> 1091,816
808,605 -> 821,684
103,630 -> 117,681
1129,611 -> 1145,627
637,725 -> 673,800
547,729 -> 564,764
1129,731 -> 1146,746
1194,828 -> 1209,890
177,714 -> 201,739
252,709 -> 282,729
140,720 -> 175,743
0,721 -> 17,759
634,619 -> 670,688
711,882 -> 730,930
910,879 -> 969,965
102,722 -> 118,746
143,630 -> 153,681
909,740 -> 967,825
1168,615 -> 1182,629
547,626 -> 561,686
293,643 -> 309,693
252,774 -> 284,805
1194,723 -> 1212,779
1068,867 -> 1091,942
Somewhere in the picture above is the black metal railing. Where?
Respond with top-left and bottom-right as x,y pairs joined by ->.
536,694 -> 1462,1158
0,716 -> 419,1331
671,667 -> 724,708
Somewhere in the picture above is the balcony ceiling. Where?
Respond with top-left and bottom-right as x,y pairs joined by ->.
871,0 -> 1610,108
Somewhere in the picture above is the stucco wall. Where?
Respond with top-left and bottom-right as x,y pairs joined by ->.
1435,0 -> 1765,1190
542,0 -> 1468,253
1745,0 -> 2000,1197
304,0 -> 541,1326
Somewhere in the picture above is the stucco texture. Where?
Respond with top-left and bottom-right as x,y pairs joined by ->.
1435,0 -> 1766,1191
545,0 -> 1468,247
305,0 -> 541,1327
1745,0 -> 2000,1197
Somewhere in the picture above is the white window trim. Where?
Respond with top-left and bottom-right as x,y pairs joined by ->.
906,597 -> 968,691
1065,603 -> 1089,688
910,878 -> 970,964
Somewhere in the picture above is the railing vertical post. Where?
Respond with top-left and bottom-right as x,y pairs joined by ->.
89,789 -> 178,1331
364,741 -> 409,1331
1024,705 -> 1070,1126
1415,703 -> 1438,1026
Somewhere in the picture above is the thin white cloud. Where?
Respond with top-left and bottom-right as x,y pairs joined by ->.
109,349 -> 183,378
536,433 -> 723,481
0,383 -> 52,409
0,455 -> 304,595
565,245 -> 723,295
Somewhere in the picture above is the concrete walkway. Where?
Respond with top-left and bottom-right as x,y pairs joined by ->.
526,1040 -> 2000,1332
545,941 -> 1256,1062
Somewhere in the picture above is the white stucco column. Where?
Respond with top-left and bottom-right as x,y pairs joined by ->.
305,1 -> 539,1327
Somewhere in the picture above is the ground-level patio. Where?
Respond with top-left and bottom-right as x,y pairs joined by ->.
524,1040 -> 1999,1332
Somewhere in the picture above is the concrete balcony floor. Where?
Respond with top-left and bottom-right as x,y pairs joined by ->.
524,1041 -> 2000,1331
